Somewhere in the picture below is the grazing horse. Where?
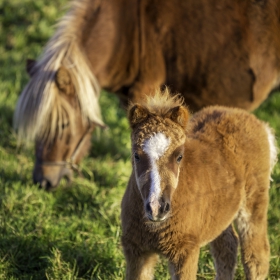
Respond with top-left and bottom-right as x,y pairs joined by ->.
25,61 -> 96,188
121,88 -> 277,279
14,0 -> 280,189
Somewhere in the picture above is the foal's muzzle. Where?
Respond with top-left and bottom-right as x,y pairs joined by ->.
145,197 -> 171,222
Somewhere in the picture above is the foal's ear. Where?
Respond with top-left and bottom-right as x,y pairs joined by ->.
26,59 -> 37,77
166,106 -> 189,130
128,104 -> 149,128
55,66 -> 75,95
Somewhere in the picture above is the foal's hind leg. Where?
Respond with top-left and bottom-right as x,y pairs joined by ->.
210,224 -> 238,280
236,193 -> 270,280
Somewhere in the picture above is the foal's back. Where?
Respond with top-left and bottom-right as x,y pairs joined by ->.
184,106 -> 274,218
188,106 -> 275,178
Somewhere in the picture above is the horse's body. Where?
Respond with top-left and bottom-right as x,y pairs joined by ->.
121,89 -> 277,279
15,0 -> 280,189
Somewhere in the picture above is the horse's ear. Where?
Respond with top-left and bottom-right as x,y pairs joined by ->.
128,104 -> 149,128
55,66 -> 75,95
166,106 -> 189,130
26,59 -> 36,77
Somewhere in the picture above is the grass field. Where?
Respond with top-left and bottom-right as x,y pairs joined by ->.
0,0 -> 280,279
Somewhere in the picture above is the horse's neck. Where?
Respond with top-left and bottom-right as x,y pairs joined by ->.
80,0 -> 140,92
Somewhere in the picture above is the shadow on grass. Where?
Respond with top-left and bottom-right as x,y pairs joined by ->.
0,234 -> 52,280
0,231 -> 123,280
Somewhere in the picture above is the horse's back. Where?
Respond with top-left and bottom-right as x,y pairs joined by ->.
132,0 -> 280,110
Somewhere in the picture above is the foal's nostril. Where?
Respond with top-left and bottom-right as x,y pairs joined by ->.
146,203 -> 152,213
160,201 -> 170,214
163,202 -> 170,213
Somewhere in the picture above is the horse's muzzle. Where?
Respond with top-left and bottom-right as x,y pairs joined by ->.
33,163 -> 72,191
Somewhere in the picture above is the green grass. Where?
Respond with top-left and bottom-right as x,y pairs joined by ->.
0,0 -> 280,279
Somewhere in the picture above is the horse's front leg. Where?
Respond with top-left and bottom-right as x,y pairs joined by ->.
168,247 -> 200,280
124,250 -> 159,280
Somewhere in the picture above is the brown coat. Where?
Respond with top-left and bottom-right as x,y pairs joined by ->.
16,0 -> 280,189
121,90 -> 277,279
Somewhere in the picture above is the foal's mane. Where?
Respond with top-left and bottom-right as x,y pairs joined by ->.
132,87 -> 185,117
14,0 -> 104,142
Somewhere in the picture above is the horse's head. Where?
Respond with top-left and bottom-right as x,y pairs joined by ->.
128,91 -> 189,222
27,60 -> 95,190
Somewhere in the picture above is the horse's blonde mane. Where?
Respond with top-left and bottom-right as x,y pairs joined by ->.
14,0 -> 104,142
137,87 -> 185,116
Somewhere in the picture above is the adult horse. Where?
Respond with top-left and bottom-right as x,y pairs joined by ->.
14,0 -> 280,190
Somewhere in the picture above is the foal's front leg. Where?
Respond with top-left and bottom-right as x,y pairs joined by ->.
168,247 -> 200,280
124,251 -> 158,280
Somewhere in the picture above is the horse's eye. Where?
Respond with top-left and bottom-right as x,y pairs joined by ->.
134,153 -> 140,162
177,155 -> 183,163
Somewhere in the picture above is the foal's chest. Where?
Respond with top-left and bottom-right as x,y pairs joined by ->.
144,221 -> 199,257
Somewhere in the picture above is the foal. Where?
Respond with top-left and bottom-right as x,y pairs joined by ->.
121,89 -> 277,279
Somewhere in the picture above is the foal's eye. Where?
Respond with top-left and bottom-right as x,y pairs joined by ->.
62,122 -> 69,129
177,155 -> 183,163
134,153 -> 140,162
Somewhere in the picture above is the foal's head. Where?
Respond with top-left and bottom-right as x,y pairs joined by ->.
27,60 -> 95,190
128,90 -> 189,222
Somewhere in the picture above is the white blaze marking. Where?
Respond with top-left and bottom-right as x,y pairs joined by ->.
143,132 -> 170,203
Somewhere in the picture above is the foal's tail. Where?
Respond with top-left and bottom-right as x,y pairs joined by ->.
264,123 -> 278,178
